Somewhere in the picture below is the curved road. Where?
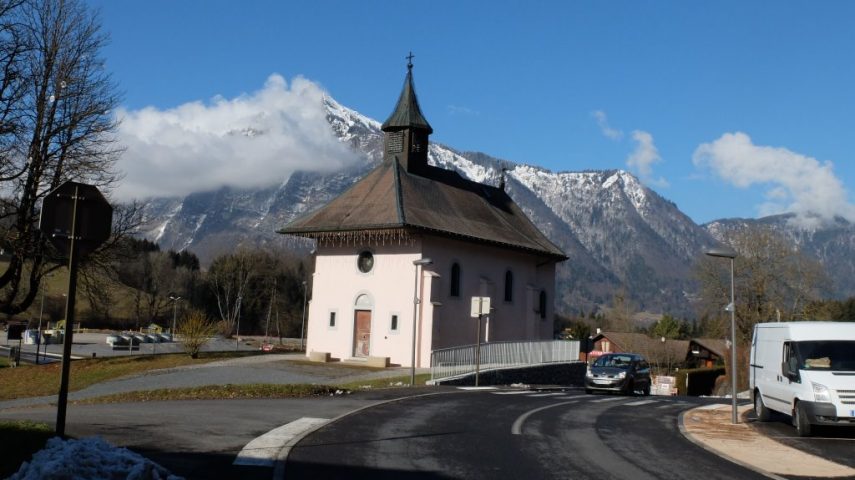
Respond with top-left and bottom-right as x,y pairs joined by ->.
285,388 -> 767,480
4,385 -> 852,479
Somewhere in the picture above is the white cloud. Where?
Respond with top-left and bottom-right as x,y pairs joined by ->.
626,130 -> 668,187
592,110 -> 623,140
114,74 -> 359,201
692,132 -> 855,226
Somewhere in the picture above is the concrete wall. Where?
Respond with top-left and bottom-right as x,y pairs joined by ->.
434,362 -> 586,387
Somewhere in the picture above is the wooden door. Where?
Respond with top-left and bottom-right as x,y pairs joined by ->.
353,310 -> 372,357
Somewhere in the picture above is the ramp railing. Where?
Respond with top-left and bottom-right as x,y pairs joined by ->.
430,340 -> 580,382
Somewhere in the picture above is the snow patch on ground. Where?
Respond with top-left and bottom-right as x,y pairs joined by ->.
11,436 -> 182,480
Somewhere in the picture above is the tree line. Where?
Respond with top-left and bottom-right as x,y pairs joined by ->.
81,238 -> 311,340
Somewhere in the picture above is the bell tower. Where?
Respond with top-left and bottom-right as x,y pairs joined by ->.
381,53 -> 433,175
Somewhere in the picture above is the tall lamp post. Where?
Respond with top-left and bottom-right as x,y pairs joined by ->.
37,277 -> 49,364
411,258 -> 433,386
169,295 -> 181,339
706,247 -> 739,424
235,295 -> 243,351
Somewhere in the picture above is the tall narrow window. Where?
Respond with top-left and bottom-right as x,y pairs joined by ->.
390,314 -> 399,331
504,270 -> 514,302
450,263 -> 461,297
329,311 -> 337,327
539,290 -> 547,319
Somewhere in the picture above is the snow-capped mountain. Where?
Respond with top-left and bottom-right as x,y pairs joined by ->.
136,95 -> 851,316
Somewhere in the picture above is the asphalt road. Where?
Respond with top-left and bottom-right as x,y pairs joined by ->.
4,385 -> 854,479
0,389 -> 432,479
285,388 -> 769,480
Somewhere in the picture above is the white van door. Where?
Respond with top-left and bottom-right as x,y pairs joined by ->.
762,341 -> 796,413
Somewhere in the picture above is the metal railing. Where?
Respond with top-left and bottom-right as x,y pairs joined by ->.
430,340 -> 580,382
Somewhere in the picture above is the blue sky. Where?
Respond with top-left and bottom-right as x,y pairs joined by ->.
91,1 -> 855,226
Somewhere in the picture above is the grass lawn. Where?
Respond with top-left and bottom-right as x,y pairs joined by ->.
75,383 -> 346,404
0,351 -> 259,401
338,373 -> 432,390
0,420 -> 54,478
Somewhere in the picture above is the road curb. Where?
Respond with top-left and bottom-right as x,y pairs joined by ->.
272,389 -> 460,480
677,407 -> 787,480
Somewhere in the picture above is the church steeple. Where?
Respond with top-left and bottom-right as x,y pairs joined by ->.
382,53 -> 432,174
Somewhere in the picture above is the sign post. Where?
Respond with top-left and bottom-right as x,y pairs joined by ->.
40,181 -> 112,438
470,296 -> 491,386
7,323 -> 24,367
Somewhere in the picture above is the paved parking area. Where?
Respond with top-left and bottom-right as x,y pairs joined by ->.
2,331 -> 269,361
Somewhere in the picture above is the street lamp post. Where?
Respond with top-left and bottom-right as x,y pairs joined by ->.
706,246 -> 739,424
169,295 -> 181,340
411,258 -> 433,386
264,278 -> 277,347
37,279 -> 47,364
300,281 -> 308,351
235,295 -> 243,351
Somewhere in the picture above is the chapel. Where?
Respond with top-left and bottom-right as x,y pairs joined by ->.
279,58 -> 566,367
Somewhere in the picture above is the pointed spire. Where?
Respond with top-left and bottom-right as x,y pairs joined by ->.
381,53 -> 433,134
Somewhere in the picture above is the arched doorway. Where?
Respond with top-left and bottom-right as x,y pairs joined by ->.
353,293 -> 373,358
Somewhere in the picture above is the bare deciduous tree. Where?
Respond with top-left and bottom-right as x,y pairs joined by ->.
695,225 -> 828,388
696,226 -> 827,341
0,0 -> 122,315
208,250 -> 262,336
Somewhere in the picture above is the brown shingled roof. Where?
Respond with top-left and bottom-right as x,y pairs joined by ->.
594,331 -> 690,365
279,159 -> 567,260
691,338 -> 728,358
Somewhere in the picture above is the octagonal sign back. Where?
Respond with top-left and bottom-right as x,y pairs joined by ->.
39,181 -> 113,258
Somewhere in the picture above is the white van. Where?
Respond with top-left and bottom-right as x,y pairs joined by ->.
750,321 -> 855,436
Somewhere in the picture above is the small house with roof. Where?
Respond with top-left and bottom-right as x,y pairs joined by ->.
279,60 -> 566,367
590,331 -> 689,372
685,338 -> 726,368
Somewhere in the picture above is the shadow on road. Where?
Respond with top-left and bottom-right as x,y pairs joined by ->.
133,449 -> 269,480
284,461 -> 456,480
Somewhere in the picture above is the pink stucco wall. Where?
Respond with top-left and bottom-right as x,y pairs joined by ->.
423,237 -> 556,351
305,234 -> 558,367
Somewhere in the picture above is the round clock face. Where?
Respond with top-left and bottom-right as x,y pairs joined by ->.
357,251 -> 374,273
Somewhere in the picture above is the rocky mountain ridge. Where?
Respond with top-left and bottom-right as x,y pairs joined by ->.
136,96 -> 854,316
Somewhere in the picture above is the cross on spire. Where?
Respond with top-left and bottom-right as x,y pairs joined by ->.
406,51 -> 415,70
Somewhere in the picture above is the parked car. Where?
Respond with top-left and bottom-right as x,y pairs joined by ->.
585,353 -> 652,395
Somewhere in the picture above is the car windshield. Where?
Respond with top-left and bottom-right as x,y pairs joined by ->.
794,341 -> 855,372
593,355 -> 634,368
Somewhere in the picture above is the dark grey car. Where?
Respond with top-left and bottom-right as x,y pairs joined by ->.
585,353 -> 652,395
